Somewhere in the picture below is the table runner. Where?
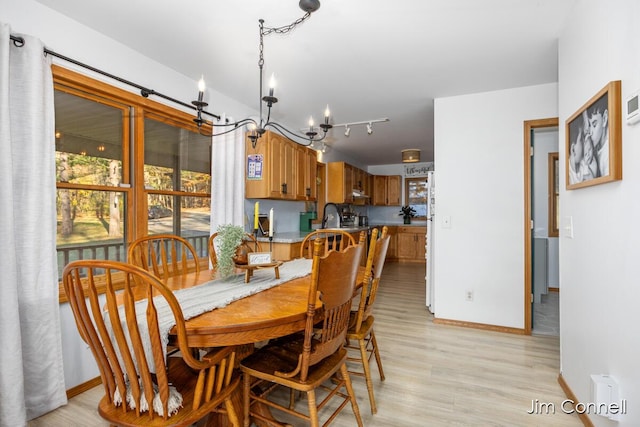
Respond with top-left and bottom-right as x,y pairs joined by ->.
117,258 -> 312,366
106,258 -> 312,415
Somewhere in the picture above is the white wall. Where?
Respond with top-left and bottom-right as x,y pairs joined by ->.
558,0 -> 640,425
433,83 -> 558,328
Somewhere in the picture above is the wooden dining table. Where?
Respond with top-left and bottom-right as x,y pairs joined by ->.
165,267 -> 323,348
162,263 -> 366,426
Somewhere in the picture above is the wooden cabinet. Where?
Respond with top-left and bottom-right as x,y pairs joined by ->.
245,131 -> 316,201
396,226 -> 426,262
295,145 -> 317,200
327,162 -> 374,205
372,175 -> 402,206
270,242 -> 302,261
327,162 -> 354,204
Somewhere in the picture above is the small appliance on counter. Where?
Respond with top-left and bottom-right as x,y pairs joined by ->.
299,212 -> 316,232
358,215 -> 369,227
340,211 -> 356,228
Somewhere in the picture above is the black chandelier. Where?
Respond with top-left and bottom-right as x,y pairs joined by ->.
192,0 -> 333,148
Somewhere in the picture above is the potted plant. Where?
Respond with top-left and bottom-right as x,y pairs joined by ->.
399,205 -> 416,224
215,224 -> 245,279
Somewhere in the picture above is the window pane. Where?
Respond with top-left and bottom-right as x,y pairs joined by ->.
144,118 -> 211,192
147,195 -> 210,257
181,197 -> 210,257
56,189 -> 126,279
54,90 -> 123,186
406,178 -> 428,217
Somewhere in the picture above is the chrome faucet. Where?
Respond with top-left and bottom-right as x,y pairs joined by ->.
321,203 -> 341,229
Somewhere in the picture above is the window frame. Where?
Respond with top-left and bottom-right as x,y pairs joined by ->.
53,66 -> 213,299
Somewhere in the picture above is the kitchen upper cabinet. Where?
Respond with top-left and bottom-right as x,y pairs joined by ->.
327,162 -> 354,204
245,131 -> 316,201
372,175 -> 401,206
327,162 -> 374,205
396,226 -> 426,262
295,145 -> 317,200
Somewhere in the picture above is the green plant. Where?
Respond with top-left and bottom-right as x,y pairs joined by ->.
215,224 -> 245,278
399,205 -> 416,218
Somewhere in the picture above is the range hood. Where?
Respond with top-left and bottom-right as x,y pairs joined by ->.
352,189 -> 370,199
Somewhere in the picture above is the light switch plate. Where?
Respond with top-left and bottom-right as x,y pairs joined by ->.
563,216 -> 573,239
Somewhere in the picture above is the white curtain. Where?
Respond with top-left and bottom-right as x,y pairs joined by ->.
0,24 -> 67,425
210,115 -> 245,234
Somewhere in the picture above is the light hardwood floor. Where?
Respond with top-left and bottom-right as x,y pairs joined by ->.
30,263 -> 582,426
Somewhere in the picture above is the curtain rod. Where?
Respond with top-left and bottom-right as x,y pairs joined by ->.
9,34 -> 223,122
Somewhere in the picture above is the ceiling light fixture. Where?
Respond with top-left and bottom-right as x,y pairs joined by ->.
333,117 -> 389,137
192,0 -> 332,148
401,149 -> 421,163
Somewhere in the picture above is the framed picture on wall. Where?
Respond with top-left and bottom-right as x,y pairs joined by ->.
565,80 -> 622,190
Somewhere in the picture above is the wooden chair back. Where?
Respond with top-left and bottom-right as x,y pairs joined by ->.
62,260 -> 239,425
352,226 -> 390,332
296,233 -> 365,381
128,234 -> 200,281
208,232 -> 261,269
299,229 -> 357,259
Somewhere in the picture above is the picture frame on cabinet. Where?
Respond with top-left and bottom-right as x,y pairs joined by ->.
565,80 -> 622,190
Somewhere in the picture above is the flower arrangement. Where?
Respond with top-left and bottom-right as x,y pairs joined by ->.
215,224 -> 245,278
399,205 -> 416,224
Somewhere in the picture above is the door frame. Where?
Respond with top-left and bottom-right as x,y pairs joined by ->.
523,117 -> 558,335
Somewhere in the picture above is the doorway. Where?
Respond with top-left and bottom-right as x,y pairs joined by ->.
523,118 -> 559,335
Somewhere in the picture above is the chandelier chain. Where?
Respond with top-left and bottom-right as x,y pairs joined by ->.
261,12 -> 312,37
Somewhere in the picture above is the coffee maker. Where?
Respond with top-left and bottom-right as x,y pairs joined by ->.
299,212 -> 316,232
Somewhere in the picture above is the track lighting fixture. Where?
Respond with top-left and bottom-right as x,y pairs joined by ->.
333,117 -> 389,137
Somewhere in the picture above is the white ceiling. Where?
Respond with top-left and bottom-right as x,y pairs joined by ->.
35,0 -> 576,165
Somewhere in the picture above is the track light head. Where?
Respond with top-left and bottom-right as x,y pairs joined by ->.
344,125 -> 351,137
367,122 -> 373,135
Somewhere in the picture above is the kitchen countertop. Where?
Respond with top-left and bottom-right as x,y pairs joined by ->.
370,222 -> 427,227
255,226 -> 371,244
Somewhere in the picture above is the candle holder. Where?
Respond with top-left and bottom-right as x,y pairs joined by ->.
269,235 -> 273,253
253,228 -> 259,251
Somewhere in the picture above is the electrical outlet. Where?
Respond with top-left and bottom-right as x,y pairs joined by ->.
465,290 -> 473,301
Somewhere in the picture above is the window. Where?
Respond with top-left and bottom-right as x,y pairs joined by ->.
404,177 -> 428,218
53,67 -> 212,280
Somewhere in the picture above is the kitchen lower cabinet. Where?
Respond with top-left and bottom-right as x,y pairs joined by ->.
396,226 -> 426,262
270,242 -> 302,261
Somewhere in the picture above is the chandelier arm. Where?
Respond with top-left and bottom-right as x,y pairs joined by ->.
196,118 -> 258,138
265,121 -> 331,147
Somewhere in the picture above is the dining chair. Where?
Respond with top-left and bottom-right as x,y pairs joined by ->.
240,235 -> 366,427
299,229 -> 357,259
128,234 -> 200,281
346,226 -> 390,414
62,259 -> 240,426
208,232 -> 262,269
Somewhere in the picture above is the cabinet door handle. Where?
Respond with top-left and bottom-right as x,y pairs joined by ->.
306,187 -> 311,197
281,183 -> 287,194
